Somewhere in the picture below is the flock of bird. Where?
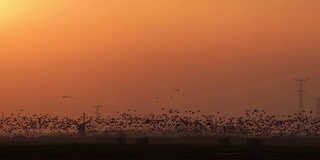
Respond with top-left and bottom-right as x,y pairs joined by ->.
0,109 -> 320,138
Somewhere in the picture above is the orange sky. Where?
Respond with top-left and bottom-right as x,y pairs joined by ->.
1,0 -> 320,117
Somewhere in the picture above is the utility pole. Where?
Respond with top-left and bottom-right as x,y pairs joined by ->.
294,78 -> 309,115
83,112 -> 86,124
77,112 -> 86,137
93,105 -> 103,119
315,98 -> 320,117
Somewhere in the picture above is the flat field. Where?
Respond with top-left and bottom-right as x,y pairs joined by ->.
0,144 -> 319,160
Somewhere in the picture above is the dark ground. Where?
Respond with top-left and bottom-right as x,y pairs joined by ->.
0,144 -> 320,160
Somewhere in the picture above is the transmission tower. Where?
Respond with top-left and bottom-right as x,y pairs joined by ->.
93,105 -> 103,118
294,78 -> 308,115
315,98 -> 320,117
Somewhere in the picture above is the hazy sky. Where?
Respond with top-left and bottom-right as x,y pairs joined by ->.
0,0 -> 320,117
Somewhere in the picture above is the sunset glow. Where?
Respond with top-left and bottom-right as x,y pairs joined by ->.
1,0 -> 320,118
